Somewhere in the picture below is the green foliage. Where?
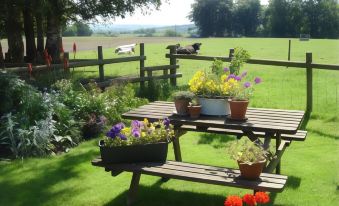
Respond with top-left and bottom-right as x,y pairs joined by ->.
211,59 -> 224,77
172,91 -> 195,101
227,138 -> 268,164
138,80 -> 174,101
230,47 -> 250,75
163,29 -> 180,37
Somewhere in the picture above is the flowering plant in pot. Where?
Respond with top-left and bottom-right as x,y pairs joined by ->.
172,91 -> 194,115
188,48 -> 250,116
227,138 -> 269,180
188,98 -> 201,119
228,74 -> 262,120
99,118 -> 174,164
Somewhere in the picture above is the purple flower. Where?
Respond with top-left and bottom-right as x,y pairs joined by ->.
106,131 -> 116,139
235,76 -> 242,81
163,118 -> 170,129
254,77 -> 262,84
227,74 -> 236,81
131,120 -> 142,129
241,71 -> 247,78
110,123 -> 125,134
244,82 -> 251,88
223,67 -> 230,72
132,128 -> 141,138
118,133 -> 127,140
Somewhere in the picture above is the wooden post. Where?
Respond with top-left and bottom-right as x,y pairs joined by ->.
127,172 -> 141,206
64,52 -> 70,75
169,46 -> 177,86
288,40 -> 291,61
306,52 -> 313,112
98,46 -> 104,82
275,133 -> 281,174
140,43 -> 145,90
229,48 -> 235,58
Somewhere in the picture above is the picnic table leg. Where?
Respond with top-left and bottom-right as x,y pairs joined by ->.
173,129 -> 183,162
127,172 -> 141,206
276,133 -> 281,174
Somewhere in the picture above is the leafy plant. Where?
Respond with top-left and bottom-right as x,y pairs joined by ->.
229,47 -> 250,75
103,118 -> 174,147
227,138 -> 268,164
172,91 -> 195,101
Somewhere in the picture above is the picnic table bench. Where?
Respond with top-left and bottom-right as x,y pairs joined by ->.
92,158 -> 288,205
93,101 -> 307,205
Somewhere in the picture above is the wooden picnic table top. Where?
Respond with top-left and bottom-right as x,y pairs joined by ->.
122,101 -> 305,134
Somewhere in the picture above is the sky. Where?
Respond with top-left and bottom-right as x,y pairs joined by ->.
112,0 -> 269,25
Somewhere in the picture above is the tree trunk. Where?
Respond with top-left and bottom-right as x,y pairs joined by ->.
0,40 -> 4,69
45,14 -> 62,64
23,0 -> 37,63
36,11 -> 44,62
5,2 -> 24,63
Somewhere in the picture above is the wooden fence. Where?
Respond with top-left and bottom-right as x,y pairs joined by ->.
3,43 -> 182,89
165,45 -> 339,112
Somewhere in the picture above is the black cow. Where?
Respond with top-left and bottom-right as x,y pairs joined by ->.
176,43 -> 202,54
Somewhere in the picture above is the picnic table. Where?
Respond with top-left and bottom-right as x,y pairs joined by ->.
92,101 -> 307,205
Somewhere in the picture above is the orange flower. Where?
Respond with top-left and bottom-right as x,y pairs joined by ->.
242,194 -> 256,206
224,195 -> 243,206
255,192 -> 270,204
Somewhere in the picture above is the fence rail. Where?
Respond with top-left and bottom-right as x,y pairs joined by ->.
3,43 -> 181,89
165,45 -> 339,112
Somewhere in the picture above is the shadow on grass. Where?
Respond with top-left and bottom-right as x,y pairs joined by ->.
307,129 -> 339,140
0,149 -> 97,206
197,133 -> 236,148
104,184 -> 226,206
269,175 -> 301,206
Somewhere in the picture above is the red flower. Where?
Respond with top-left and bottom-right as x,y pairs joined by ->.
225,195 -> 243,206
242,194 -> 256,206
27,63 -> 32,75
255,192 -> 270,204
73,42 -> 77,59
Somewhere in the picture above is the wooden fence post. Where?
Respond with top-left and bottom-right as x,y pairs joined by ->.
140,43 -> 145,90
306,52 -> 313,112
288,40 -> 291,61
229,48 -> 235,58
169,46 -> 177,86
98,46 -> 104,82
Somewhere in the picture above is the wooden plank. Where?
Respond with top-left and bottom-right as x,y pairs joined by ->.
141,65 -> 179,71
140,43 -> 145,91
127,172 -> 141,206
126,108 -> 303,124
138,73 -> 182,82
101,162 -> 286,192
98,46 -> 104,82
264,140 -> 290,173
306,52 -> 313,112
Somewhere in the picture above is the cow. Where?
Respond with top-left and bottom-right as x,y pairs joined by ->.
115,43 -> 137,55
176,43 -> 202,54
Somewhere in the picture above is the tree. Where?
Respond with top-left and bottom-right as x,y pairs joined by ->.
234,0 -> 261,36
190,0 -> 233,37
23,0 -> 37,63
75,22 -> 93,36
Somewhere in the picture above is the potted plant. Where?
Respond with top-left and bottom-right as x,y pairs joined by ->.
99,118 -> 174,164
188,47 -> 250,116
172,91 -> 194,115
227,138 -> 269,180
82,114 -> 107,139
188,98 -> 201,119
228,75 -> 262,120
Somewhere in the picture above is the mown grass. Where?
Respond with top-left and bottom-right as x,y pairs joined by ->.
0,37 -> 338,206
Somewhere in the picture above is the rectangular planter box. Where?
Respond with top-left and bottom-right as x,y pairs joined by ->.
99,140 -> 169,164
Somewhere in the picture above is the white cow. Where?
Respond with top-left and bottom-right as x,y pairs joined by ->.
115,43 -> 137,55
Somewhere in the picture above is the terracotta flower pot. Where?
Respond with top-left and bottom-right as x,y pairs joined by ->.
229,99 -> 249,120
174,99 -> 189,115
237,160 -> 266,180
188,105 -> 202,119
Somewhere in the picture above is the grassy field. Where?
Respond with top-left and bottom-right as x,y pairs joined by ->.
0,37 -> 338,206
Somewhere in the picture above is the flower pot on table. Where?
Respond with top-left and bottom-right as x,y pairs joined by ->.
188,105 -> 202,118
99,140 -> 169,164
237,160 -> 266,180
198,97 -> 230,116
229,99 -> 249,120
174,99 -> 190,115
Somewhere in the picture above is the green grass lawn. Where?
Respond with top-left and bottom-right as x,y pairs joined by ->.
1,37 -> 338,206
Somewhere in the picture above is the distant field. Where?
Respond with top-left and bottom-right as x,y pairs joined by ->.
68,37 -> 339,117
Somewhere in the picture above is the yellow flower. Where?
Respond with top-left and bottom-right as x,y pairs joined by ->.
141,132 -> 146,137
143,118 -> 149,126
121,127 -> 131,136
